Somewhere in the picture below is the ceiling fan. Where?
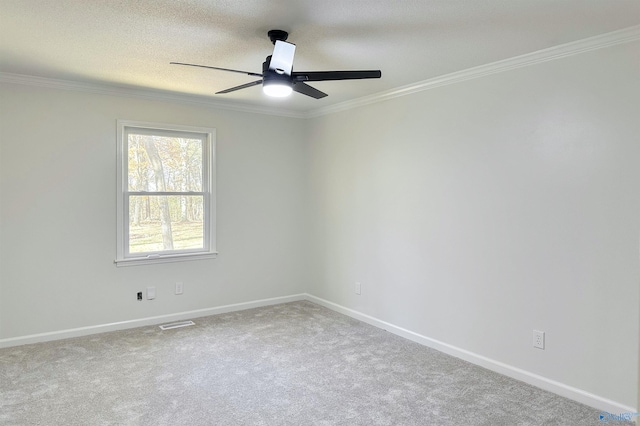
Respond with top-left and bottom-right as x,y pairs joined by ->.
171,30 -> 381,99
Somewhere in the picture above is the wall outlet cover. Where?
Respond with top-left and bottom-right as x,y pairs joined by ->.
533,330 -> 545,349
146,286 -> 156,300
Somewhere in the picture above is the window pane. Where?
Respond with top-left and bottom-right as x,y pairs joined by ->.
128,195 -> 204,253
128,134 -> 203,192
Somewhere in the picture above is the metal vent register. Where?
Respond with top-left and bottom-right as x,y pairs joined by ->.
158,320 -> 195,330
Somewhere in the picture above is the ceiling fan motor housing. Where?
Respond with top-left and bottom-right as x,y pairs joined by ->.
263,58 -> 292,86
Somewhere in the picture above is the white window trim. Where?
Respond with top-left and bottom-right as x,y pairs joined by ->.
115,120 -> 217,267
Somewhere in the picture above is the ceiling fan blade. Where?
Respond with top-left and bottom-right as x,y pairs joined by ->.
293,82 -> 328,99
293,70 -> 381,82
269,40 -> 296,76
170,62 -> 263,78
216,79 -> 263,94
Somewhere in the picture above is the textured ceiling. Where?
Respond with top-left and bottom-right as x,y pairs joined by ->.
1,0 -> 639,113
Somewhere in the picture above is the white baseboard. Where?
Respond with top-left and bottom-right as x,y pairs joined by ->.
0,293 -> 307,349
303,293 -> 637,416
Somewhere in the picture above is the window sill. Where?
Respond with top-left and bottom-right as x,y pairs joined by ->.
114,252 -> 218,267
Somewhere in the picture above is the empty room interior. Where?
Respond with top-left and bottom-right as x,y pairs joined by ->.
1,1 -> 639,424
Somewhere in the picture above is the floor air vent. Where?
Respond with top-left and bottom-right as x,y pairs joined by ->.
159,320 -> 195,330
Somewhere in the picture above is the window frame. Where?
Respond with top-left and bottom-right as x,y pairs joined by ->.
115,120 -> 217,266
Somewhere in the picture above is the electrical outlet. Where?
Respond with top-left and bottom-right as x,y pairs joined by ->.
175,282 -> 184,295
137,292 -> 142,301
355,282 -> 361,295
533,330 -> 545,349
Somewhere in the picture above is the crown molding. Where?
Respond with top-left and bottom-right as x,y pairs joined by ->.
0,73 -> 307,119
305,24 -> 640,118
1,25 -> 638,120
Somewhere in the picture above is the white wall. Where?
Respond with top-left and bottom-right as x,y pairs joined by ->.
0,84 -> 309,338
1,39 -> 638,411
306,41 -> 640,408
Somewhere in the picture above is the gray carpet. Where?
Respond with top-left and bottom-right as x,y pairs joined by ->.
0,301 -> 624,425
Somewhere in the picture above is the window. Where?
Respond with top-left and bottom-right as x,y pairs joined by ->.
116,120 -> 216,266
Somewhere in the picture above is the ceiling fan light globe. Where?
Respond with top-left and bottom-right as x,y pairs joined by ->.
263,83 -> 293,97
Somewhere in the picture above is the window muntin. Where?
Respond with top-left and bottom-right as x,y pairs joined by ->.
116,121 -> 216,266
